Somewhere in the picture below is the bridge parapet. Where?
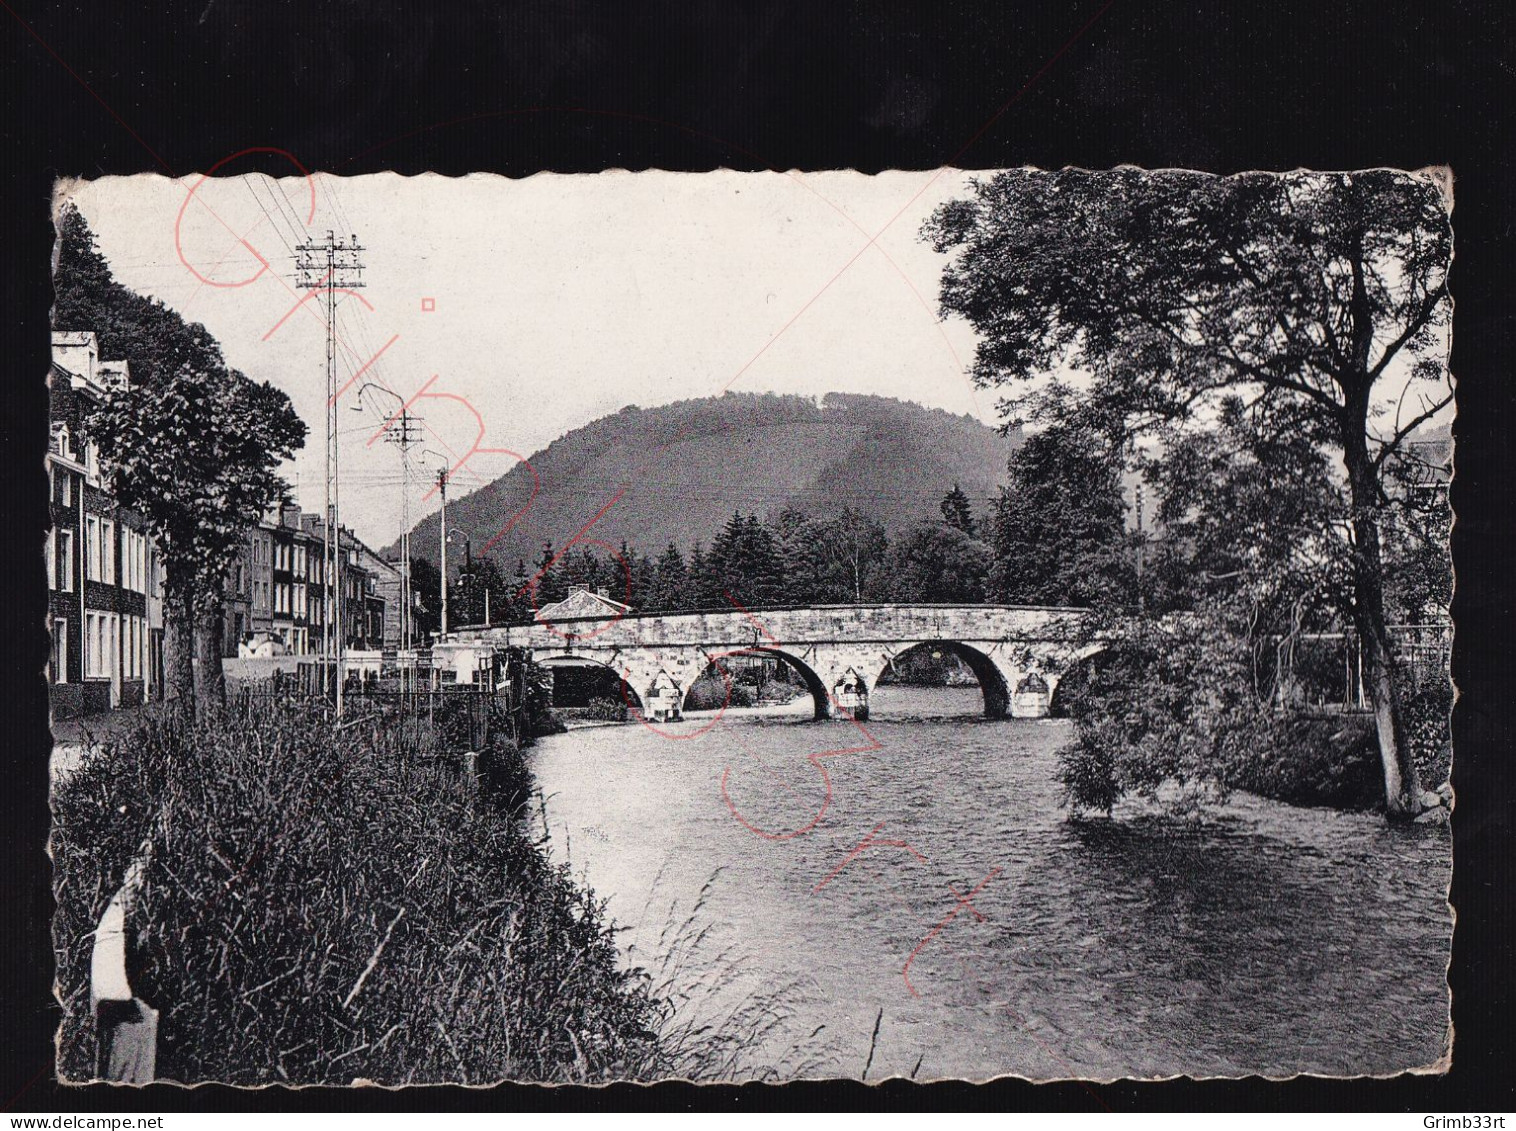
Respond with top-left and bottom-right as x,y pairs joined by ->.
463,603 -> 1091,653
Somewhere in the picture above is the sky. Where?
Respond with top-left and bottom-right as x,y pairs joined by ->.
59,169 -> 997,549
58,167 -> 1451,551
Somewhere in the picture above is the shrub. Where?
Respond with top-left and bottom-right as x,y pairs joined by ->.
1400,679 -> 1452,788
1230,714 -> 1383,811
1055,614 -> 1399,815
683,674 -> 753,712
1056,619 -> 1259,815
523,663 -> 566,737
585,695 -> 628,722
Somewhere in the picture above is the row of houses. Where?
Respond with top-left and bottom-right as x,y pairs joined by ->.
221,501 -> 405,660
48,330 -> 413,720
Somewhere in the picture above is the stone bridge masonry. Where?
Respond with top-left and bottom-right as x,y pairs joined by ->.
441,604 -> 1102,722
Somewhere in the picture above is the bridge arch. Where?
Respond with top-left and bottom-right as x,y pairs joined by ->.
874,640 -> 1013,719
1048,643 -> 1110,718
682,646 -> 832,721
536,653 -> 645,711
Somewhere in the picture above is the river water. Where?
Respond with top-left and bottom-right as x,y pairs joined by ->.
530,686 -> 1451,1081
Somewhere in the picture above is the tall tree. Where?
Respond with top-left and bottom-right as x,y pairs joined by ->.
55,205 -> 305,717
532,541 -> 566,606
647,542 -> 691,612
705,513 -> 787,608
990,416 -> 1135,609
687,543 -> 715,609
926,169 -> 1452,818
940,483 -> 977,536
781,507 -> 890,604
456,554 -> 506,625
628,546 -> 658,613
882,522 -> 991,604
505,558 -> 533,623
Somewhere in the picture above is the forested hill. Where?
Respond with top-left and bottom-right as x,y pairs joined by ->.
396,392 -> 1019,571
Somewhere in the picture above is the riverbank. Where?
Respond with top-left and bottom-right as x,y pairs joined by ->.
50,697 -> 728,1084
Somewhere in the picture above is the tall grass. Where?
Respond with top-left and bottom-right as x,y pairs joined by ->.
52,698 -> 673,1084
617,871 -> 829,1082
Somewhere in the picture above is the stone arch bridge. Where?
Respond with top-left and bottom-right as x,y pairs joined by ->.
440,604 -> 1101,721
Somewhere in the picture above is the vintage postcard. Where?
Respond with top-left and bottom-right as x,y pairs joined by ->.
47,167 -> 1453,1085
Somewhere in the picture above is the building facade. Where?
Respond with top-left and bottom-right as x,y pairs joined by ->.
351,538 -> 406,649
48,332 -> 164,720
227,505 -> 386,657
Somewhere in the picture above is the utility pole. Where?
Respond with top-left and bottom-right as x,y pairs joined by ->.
295,231 -> 364,716
356,385 -> 423,652
392,409 -> 423,652
437,466 -> 449,637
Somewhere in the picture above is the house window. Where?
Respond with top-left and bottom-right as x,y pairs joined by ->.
52,619 -> 68,684
87,611 -> 113,679
57,529 -> 74,592
101,520 -> 116,585
85,516 -> 99,581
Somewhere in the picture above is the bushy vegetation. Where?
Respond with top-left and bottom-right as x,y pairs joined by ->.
1401,678 -> 1453,789
584,695 -> 629,722
1052,609 -> 1453,816
684,674 -> 754,712
877,648 -> 975,686
52,699 -> 768,1084
1055,618 -> 1266,815
1230,716 -> 1383,812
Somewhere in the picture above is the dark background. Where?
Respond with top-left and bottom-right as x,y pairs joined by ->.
2,0 -> 1511,1112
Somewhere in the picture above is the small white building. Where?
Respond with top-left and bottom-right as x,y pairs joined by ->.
535,585 -> 632,625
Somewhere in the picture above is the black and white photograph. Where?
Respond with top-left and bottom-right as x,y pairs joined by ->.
45,165 -> 1455,1087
